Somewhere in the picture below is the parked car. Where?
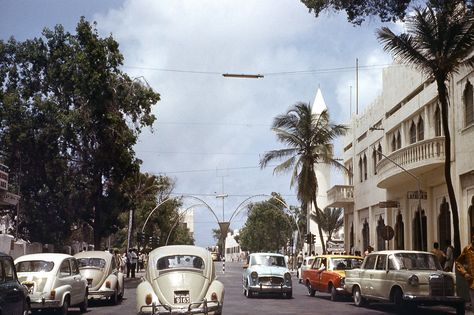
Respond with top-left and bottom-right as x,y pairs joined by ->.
242,252 -> 292,298
136,245 -> 224,315
15,253 -> 88,315
74,250 -> 124,304
0,252 -> 29,315
210,251 -> 221,262
344,250 -> 464,314
303,254 -> 363,301
297,255 -> 315,283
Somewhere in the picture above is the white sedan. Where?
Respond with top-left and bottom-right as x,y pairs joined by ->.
15,253 -> 88,315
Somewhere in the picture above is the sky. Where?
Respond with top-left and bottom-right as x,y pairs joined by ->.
1,0 -> 398,247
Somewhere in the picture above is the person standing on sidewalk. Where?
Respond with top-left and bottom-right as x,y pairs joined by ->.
455,234 -> 474,311
445,240 -> 455,272
130,249 -> 138,278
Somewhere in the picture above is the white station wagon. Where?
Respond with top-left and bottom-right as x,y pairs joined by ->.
15,253 -> 88,315
344,250 -> 464,314
136,245 -> 224,315
74,250 -> 124,304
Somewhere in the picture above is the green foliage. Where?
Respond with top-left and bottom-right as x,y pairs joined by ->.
312,207 -> 343,241
376,0 -> 474,256
260,103 -> 348,253
239,197 -> 293,252
0,18 -> 160,247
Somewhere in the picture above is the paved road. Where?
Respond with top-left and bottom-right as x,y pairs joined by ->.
54,261 -> 460,314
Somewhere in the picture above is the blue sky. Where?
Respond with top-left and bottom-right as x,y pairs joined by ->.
1,0 -> 397,246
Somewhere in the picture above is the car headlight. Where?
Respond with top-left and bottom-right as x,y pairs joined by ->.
340,277 -> 345,287
408,275 -> 419,286
251,271 -> 258,284
284,272 -> 291,284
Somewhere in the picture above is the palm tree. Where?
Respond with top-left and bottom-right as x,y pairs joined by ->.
377,1 -> 474,256
313,207 -> 344,242
260,103 -> 347,254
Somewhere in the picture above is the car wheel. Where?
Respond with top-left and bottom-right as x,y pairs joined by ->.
330,284 -> 338,302
306,281 -> 315,297
58,296 -> 69,315
79,292 -> 88,313
22,300 -> 30,315
118,283 -> 124,301
110,288 -> 118,305
353,286 -> 366,307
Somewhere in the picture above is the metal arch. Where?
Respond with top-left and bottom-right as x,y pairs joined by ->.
141,195 -> 221,233
228,194 -> 269,223
165,203 -> 205,245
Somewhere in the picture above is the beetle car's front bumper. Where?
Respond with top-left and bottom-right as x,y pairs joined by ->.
138,299 -> 222,315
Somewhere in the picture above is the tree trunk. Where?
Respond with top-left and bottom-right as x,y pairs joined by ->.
437,79 -> 461,257
312,200 -> 326,254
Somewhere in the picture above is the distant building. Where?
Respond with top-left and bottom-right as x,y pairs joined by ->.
0,161 -> 20,234
326,61 -> 474,253
224,230 -> 242,262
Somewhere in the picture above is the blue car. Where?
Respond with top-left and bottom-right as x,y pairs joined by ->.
242,253 -> 292,298
0,252 -> 29,315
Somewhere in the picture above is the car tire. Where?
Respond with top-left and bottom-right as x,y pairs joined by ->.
58,296 -> 69,315
110,288 -> 118,305
79,292 -> 88,313
353,286 -> 367,307
330,284 -> 338,302
456,302 -> 466,315
22,300 -> 30,315
306,281 -> 315,297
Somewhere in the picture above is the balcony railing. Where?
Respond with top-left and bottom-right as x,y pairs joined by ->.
327,185 -> 354,208
377,136 -> 445,186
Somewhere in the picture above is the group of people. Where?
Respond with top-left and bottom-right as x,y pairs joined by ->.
112,249 -> 147,278
430,240 -> 455,271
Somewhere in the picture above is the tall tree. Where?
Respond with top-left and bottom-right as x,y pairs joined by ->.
377,1 -> 474,256
238,198 -> 293,253
300,0 -> 473,25
0,18 -> 160,247
313,207 -> 344,242
260,104 -> 347,254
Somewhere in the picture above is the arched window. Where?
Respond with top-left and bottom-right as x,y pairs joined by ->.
410,122 -> 417,144
413,207 -> 427,251
372,150 -> 377,175
363,154 -> 367,180
377,144 -> 382,161
395,211 -> 404,250
376,215 -> 386,250
362,219 -> 370,252
465,81 -> 474,126
438,197 -> 451,251
417,117 -> 424,141
358,158 -> 363,183
434,106 -> 442,137
397,131 -> 402,149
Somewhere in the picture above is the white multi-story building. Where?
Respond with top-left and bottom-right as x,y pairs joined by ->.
326,61 -> 474,254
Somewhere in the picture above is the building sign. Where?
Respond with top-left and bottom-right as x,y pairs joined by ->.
0,191 -> 20,206
407,190 -> 427,200
326,240 -> 344,253
0,169 -> 8,191
378,200 -> 399,208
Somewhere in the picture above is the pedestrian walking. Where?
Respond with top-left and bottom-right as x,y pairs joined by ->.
125,250 -> 131,278
445,240 -> 455,272
130,249 -> 138,278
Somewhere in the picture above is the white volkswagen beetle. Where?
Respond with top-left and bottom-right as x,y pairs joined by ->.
74,250 -> 124,304
15,253 -> 88,315
136,245 -> 224,315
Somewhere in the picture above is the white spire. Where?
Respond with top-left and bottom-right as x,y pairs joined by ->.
312,88 -> 327,115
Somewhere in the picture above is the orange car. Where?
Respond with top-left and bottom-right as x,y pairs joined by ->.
302,255 -> 363,301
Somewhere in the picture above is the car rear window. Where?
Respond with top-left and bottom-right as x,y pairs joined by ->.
77,258 -> 106,268
16,260 -> 54,272
157,255 -> 205,270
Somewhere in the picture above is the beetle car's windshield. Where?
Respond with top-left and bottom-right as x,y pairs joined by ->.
330,258 -> 363,270
77,258 -> 106,269
251,255 -> 286,267
16,260 -> 54,272
157,255 -> 205,270
393,253 -> 441,270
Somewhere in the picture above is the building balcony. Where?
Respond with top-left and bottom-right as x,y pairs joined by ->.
327,185 -> 354,208
377,136 -> 445,188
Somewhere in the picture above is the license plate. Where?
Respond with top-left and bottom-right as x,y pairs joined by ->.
174,291 -> 190,304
